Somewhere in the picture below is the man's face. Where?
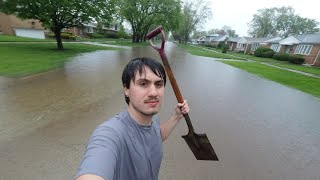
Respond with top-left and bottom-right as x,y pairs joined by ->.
125,66 -> 165,117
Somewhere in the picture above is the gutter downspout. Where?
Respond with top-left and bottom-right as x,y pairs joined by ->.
312,48 -> 320,66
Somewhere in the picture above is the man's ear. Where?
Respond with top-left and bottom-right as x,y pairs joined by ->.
124,86 -> 129,97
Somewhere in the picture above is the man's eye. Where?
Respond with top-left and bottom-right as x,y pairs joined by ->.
140,82 -> 148,87
156,82 -> 164,88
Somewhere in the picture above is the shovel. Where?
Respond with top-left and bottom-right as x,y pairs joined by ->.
147,26 -> 219,161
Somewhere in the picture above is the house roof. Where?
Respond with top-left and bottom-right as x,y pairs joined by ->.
295,33 -> 320,44
228,37 -> 241,42
264,37 -> 282,43
279,33 -> 320,45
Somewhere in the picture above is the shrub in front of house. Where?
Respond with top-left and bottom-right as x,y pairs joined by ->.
47,32 -> 76,40
272,53 -> 290,61
261,51 -> 276,58
288,55 -> 305,65
217,42 -> 224,49
105,32 -> 119,39
88,33 -> 105,38
254,47 -> 274,57
272,53 -> 305,64
221,43 -> 229,53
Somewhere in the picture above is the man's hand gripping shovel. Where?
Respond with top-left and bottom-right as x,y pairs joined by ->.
147,26 -> 219,161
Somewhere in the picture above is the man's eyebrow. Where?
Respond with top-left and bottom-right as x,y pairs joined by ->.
155,79 -> 164,83
136,78 -> 149,82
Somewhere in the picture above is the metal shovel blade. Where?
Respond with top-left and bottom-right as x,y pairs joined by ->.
182,132 -> 219,161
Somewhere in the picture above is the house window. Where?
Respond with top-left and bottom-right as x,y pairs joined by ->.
295,44 -> 313,55
271,44 -> 281,52
86,27 -> 93,33
251,44 -> 260,51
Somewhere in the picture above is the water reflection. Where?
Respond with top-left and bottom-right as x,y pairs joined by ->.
0,42 -> 320,180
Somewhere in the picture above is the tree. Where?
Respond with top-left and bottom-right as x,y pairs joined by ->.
248,7 -> 278,37
221,25 -> 238,37
0,0 -> 116,50
175,0 -> 212,44
248,6 -> 319,38
207,26 -> 238,37
191,30 -> 207,39
118,0 -> 181,43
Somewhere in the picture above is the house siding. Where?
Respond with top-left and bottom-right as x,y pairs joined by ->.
304,44 -> 320,65
0,12 -> 44,35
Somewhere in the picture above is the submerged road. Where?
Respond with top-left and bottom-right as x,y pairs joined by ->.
0,42 -> 319,180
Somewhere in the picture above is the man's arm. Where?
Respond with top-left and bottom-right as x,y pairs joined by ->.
75,174 -> 105,180
160,100 -> 189,141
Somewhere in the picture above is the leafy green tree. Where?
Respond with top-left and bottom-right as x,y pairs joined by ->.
0,0 -> 116,49
118,0 -> 181,43
175,0 -> 212,44
248,6 -> 319,37
221,25 -> 238,37
248,7 -> 278,37
191,30 -> 208,39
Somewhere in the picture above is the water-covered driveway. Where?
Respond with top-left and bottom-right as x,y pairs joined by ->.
0,42 -> 319,180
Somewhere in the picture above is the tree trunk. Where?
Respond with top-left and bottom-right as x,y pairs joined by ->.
53,29 -> 64,50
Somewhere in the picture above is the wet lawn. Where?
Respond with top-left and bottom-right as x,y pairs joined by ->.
221,60 -> 320,98
0,34 -> 54,42
0,43 -> 119,77
178,44 -> 320,77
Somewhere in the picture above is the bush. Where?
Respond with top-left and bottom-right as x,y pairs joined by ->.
217,42 -> 224,49
221,43 -> 229,53
261,51 -> 275,58
105,32 -> 119,39
88,33 -> 105,38
47,32 -> 76,40
288,55 -> 305,64
254,47 -> 274,57
272,53 -> 305,64
273,53 -> 290,61
69,35 -> 76,40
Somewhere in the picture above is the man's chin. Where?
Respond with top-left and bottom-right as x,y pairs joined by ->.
142,110 -> 159,116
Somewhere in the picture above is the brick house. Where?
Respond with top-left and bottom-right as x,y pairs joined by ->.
278,33 -> 320,66
235,37 -> 281,54
0,12 -> 46,39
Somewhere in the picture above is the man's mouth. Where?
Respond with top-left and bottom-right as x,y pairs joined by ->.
145,99 -> 159,106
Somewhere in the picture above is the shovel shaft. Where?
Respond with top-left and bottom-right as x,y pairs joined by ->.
159,51 -> 195,134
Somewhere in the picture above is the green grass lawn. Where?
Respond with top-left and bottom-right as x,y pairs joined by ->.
178,44 -> 243,60
220,60 -> 320,98
179,44 -> 320,77
0,43 -> 119,77
0,34 -> 54,42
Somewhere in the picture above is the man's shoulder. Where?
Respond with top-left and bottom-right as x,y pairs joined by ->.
94,110 -> 130,135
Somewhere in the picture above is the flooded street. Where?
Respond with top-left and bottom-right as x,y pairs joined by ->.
1,42 -> 320,180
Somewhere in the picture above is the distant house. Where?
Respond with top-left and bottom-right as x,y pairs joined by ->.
210,34 -> 229,46
265,37 -> 283,52
227,37 -> 240,51
235,37 -> 281,54
0,12 -> 46,39
197,36 -> 206,44
197,34 -> 229,46
279,33 -> 320,66
63,22 -> 119,37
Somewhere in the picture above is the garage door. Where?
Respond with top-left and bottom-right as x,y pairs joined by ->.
14,28 -> 45,39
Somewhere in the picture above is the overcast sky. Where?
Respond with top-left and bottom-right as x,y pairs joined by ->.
204,0 -> 320,36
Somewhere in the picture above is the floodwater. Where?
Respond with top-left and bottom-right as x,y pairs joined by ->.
0,42 -> 320,180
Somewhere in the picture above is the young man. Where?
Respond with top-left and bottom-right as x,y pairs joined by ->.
75,57 -> 189,180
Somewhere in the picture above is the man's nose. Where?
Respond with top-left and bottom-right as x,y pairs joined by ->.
148,84 -> 158,96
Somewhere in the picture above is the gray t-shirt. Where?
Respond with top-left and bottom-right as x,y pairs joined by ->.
75,110 -> 163,180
